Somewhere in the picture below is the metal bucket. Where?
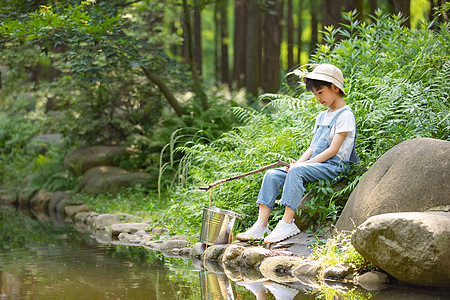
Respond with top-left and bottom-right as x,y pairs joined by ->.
200,206 -> 242,245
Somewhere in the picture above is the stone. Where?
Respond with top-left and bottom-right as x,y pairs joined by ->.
202,244 -> 228,261
17,187 -> 38,206
169,235 -> 189,241
55,199 -> 72,215
145,240 -> 189,251
270,232 -> 315,257
29,189 -> 53,210
352,212 -> 450,287
64,205 -> 91,217
191,242 -> 206,259
426,205 -> 450,212
74,212 -> 95,224
118,232 -> 132,243
91,213 -> 142,230
30,134 -> 63,154
0,190 -> 15,204
176,248 -> 192,257
223,264 -> 243,282
259,256 -> 304,283
293,260 -> 323,278
64,145 -> 126,175
336,138 -> 450,231
356,271 -> 389,291
221,244 -> 248,266
237,247 -> 272,268
110,223 -> 149,236
322,263 -> 354,279
204,260 -> 224,273
78,166 -> 151,195
48,191 -> 72,212
238,267 -> 265,282
151,227 -> 166,235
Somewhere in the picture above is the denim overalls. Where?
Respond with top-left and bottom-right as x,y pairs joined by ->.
256,108 -> 358,211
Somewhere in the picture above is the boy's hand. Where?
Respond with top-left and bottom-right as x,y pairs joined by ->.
286,161 -> 296,171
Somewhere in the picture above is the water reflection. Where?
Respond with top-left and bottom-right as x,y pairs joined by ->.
2,206 -> 449,300
199,268 -> 315,300
200,271 -> 235,300
0,207 -> 197,299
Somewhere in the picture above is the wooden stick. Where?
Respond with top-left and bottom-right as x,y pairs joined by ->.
198,159 -> 290,191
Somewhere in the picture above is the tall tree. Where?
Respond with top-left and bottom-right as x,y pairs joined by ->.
182,0 -> 208,110
233,0 -> 246,87
297,0 -> 303,65
393,0 -> 411,27
345,0 -> 364,20
323,0 -> 343,29
287,0 -> 295,69
214,3 -> 220,80
369,0 -> 378,15
310,0 -> 319,50
220,0 -> 230,85
261,0 -> 283,92
194,1 -> 202,75
245,0 -> 262,97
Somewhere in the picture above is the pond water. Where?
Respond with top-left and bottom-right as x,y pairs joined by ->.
1,206 -> 448,300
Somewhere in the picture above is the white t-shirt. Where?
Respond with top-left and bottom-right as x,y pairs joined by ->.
313,105 -> 356,161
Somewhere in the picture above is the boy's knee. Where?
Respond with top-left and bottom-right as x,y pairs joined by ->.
265,168 -> 284,178
288,165 -> 307,175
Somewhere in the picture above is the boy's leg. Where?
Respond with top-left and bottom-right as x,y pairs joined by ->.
280,162 -> 345,214
265,162 -> 345,243
257,204 -> 271,227
236,168 -> 287,241
256,168 -> 288,211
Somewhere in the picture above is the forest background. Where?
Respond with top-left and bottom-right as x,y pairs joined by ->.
0,0 -> 449,239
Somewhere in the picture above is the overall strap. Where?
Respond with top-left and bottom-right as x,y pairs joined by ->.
321,107 -> 350,127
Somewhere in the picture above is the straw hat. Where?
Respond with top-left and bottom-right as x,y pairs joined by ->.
303,64 -> 345,94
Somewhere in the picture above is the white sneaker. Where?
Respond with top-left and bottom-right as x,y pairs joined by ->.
264,282 -> 298,300
264,220 -> 300,243
236,223 -> 270,241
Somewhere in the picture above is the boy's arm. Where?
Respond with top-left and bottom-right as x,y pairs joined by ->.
298,144 -> 313,162
290,132 -> 348,167
306,132 -> 347,164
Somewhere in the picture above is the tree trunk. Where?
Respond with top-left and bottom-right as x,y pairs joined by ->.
287,0 -> 294,70
345,0 -> 364,20
141,67 -> 186,117
194,2 -> 202,75
220,0 -> 230,86
233,0 -> 246,87
261,0 -> 283,93
393,0 -> 411,27
245,0 -> 262,98
369,0 -> 378,15
323,0 -> 343,29
310,0 -> 319,51
297,0 -> 303,65
214,3 -> 220,81
182,0 -> 208,110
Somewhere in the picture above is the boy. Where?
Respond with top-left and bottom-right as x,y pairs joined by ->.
236,63 -> 358,243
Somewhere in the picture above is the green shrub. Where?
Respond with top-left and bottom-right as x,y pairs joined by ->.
162,11 -> 450,237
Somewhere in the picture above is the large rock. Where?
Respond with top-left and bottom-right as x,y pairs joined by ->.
259,256 -> 304,283
352,212 -> 450,287
110,223 -> 149,236
78,166 -> 151,195
48,191 -> 72,212
29,189 -> 52,210
337,138 -> 450,231
64,145 -> 126,175
91,213 -> 142,230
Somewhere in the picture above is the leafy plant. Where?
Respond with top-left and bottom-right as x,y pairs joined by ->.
160,11 -> 450,236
